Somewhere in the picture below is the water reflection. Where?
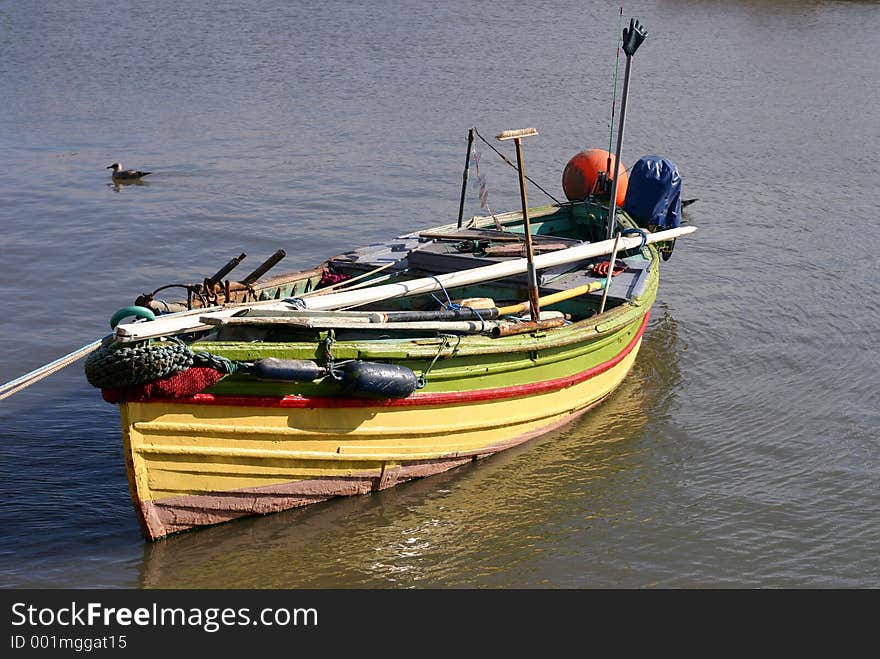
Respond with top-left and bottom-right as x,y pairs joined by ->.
139,313 -> 683,588
110,179 -> 151,193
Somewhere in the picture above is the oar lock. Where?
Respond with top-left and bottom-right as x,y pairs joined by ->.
129,250 -> 289,312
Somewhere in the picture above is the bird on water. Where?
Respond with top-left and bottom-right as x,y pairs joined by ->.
107,162 -> 151,181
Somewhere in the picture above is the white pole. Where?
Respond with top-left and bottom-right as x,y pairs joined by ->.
598,232 -> 622,315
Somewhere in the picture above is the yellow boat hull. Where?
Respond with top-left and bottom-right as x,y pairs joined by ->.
121,328 -> 644,540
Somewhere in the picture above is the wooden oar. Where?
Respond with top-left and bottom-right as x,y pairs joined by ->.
235,309 -> 387,322
113,225 -> 697,342
292,225 -> 694,314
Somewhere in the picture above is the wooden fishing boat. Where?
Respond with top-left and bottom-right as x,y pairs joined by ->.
86,166 -> 694,540
81,20 -> 697,541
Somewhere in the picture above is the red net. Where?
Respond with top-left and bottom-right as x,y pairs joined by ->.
589,260 -> 628,277
102,367 -> 225,403
318,267 -> 350,287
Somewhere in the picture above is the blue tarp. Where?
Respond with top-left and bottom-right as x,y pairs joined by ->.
623,156 -> 682,230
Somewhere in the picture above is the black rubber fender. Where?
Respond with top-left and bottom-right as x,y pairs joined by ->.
338,361 -> 419,399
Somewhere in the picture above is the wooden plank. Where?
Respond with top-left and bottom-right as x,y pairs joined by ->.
418,229 -> 524,242
496,128 -> 538,140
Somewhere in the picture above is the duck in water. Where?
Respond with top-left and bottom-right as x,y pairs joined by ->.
107,162 -> 151,181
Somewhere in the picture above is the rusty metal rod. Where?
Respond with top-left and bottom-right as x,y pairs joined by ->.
206,253 -> 247,288
241,249 -> 286,285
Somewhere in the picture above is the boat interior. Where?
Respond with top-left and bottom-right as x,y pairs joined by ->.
331,202 -> 651,305
194,200 -> 656,344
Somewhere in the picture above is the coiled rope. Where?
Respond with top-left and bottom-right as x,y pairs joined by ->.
428,275 -> 487,332
84,338 -> 237,390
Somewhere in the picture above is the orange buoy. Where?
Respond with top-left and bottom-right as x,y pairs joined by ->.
562,148 -> 628,205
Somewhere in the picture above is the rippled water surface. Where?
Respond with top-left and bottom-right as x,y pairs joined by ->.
1,0 -> 878,588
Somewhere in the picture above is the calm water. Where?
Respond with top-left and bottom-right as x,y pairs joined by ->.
1,0 -> 877,588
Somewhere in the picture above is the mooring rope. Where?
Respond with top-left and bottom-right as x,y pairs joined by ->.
621,226 -> 648,252
0,339 -> 105,401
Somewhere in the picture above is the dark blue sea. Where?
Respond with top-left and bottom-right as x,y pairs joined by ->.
1,0 -> 878,587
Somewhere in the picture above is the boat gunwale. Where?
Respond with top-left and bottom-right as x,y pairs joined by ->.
131,311 -> 648,410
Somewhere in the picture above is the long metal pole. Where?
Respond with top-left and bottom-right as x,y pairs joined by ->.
457,128 -> 475,228
606,53 -> 632,240
513,137 -> 541,322
606,17 -> 647,240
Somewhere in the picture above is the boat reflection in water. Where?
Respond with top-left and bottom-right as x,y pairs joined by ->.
138,312 -> 682,589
